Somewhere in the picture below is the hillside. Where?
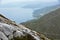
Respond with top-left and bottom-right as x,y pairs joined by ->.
33,4 -> 60,18
0,14 -> 50,40
22,8 -> 60,39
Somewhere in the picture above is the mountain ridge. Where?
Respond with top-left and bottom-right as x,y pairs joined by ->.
33,4 -> 60,18
22,8 -> 60,39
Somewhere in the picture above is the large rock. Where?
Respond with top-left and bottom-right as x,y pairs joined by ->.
0,22 -> 41,40
0,31 -> 8,40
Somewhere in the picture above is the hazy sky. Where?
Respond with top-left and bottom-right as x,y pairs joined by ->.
1,0 -> 58,4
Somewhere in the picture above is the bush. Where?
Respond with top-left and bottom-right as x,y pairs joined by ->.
11,34 -> 35,40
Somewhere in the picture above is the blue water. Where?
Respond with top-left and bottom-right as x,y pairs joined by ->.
0,8 -> 34,23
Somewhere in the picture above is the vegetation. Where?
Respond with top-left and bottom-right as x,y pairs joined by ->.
21,8 -> 60,40
11,34 -> 35,40
33,4 -> 60,18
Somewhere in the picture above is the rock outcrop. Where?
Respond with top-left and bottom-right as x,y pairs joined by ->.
0,14 -> 50,40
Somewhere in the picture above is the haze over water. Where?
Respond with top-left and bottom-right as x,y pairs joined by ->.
0,0 -> 59,23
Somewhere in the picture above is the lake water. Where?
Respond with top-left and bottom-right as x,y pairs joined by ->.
0,8 -> 34,23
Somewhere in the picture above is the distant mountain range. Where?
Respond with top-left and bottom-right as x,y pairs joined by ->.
0,1 -> 59,8
33,4 -> 60,18
22,2 -> 59,9
21,7 -> 60,40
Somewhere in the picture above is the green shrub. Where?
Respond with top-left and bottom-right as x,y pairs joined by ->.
11,34 -> 35,40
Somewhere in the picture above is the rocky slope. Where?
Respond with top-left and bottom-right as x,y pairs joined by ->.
0,14 -> 50,40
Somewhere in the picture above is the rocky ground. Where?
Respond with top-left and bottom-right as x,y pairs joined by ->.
0,14 -> 50,40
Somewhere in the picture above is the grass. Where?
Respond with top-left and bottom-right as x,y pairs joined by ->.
21,8 -> 60,40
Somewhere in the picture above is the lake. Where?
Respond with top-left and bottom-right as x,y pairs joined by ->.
0,8 -> 34,23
